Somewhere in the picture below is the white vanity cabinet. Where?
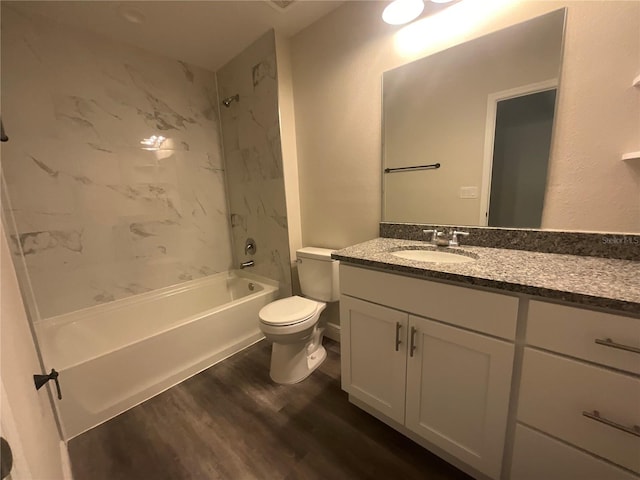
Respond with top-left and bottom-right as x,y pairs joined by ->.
340,264 -> 518,479
404,315 -> 515,479
339,296 -> 408,424
512,300 -> 640,479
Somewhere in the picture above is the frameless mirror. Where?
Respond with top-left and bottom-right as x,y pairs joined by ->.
382,9 -> 566,228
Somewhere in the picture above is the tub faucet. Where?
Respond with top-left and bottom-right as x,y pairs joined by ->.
240,260 -> 255,269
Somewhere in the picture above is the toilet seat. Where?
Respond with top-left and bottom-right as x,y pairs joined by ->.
259,296 -> 320,326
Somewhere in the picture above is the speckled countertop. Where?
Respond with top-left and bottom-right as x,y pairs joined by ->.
332,238 -> 640,315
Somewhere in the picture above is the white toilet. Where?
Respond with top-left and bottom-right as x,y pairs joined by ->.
258,247 -> 339,384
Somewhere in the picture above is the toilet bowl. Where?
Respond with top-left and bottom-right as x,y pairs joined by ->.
258,247 -> 339,384
259,296 -> 327,383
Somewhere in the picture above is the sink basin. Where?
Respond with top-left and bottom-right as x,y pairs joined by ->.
391,249 -> 477,264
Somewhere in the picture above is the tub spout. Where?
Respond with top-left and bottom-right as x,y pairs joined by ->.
240,260 -> 255,269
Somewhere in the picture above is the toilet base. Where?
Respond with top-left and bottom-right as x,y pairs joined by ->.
269,342 -> 327,384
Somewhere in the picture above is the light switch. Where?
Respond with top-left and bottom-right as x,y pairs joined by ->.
459,186 -> 478,199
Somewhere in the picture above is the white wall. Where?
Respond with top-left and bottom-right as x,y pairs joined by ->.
541,1 -> 640,233
275,33 -> 304,295
291,0 -> 640,248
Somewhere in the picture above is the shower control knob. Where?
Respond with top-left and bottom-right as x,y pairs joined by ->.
245,238 -> 256,255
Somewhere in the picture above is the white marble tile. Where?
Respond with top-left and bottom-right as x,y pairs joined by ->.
1,6 -> 234,318
218,30 -> 292,296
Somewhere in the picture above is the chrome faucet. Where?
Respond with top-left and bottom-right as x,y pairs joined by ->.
450,231 -> 470,247
240,260 -> 255,269
423,229 -> 449,246
422,229 -> 440,244
422,228 -> 469,247
434,231 -> 451,247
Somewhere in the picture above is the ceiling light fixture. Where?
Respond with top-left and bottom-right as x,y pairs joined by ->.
382,0 -> 425,26
430,0 -> 455,3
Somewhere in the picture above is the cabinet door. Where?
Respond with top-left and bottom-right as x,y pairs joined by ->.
405,315 -> 514,480
340,295 -> 408,424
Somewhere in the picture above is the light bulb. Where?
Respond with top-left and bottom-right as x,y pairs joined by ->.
382,0 -> 425,26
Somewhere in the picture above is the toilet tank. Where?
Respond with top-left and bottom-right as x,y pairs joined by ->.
296,247 -> 339,302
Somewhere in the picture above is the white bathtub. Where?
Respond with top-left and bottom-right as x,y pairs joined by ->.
35,271 -> 278,440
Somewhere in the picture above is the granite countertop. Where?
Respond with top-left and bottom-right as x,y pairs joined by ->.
332,238 -> 640,315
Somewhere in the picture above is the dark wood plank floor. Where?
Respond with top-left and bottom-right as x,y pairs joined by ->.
69,339 -> 472,480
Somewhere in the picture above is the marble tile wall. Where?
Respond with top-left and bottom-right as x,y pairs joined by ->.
217,30 -> 292,297
1,7 -> 234,319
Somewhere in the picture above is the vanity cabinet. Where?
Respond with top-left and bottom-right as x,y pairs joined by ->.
339,296 -> 408,424
340,265 -> 518,479
404,315 -> 514,480
339,263 -> 640,479
512,300 -> 640,478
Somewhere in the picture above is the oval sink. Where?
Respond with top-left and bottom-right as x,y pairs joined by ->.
391,249 -> 477,264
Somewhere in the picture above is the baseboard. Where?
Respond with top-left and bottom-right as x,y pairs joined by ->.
60,441 -> 73,479
325,322 -> 340,342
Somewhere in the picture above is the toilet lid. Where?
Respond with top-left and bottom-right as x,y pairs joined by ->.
259,296 -> 319,326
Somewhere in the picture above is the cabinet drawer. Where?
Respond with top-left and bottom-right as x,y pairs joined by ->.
511,424 -> 637,480
518,348 -> 640,473
527,301 -> 640,374
340,265 -> 518,340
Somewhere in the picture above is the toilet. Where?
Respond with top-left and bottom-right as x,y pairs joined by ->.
258,247 -> 339,384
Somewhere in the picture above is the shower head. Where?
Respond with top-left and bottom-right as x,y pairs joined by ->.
222,94 -> 239,108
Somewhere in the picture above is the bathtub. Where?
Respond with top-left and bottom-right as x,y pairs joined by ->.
35,271 -> 278,440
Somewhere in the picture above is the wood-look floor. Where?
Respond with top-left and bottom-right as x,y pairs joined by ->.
68,340 -> 472,480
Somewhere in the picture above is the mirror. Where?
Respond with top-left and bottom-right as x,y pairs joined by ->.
382,9 -> 566,228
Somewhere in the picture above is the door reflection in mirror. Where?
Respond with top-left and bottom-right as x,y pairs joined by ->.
488,89 -> 556,228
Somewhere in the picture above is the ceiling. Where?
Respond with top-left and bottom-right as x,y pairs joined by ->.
5,0 -> 346,71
